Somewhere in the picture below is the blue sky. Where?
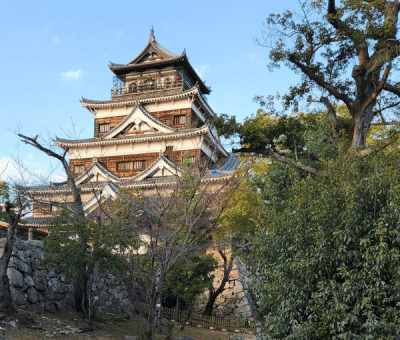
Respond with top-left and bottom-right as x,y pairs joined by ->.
0,0 -> 299,182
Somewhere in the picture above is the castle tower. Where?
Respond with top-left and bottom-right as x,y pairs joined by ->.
25,30 -> 237,228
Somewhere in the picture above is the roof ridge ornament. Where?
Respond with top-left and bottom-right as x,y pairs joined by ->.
149,26 -> 155,43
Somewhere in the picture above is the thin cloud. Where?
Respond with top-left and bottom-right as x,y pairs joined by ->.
116,30 -> 124,35
54,37 -> 59,43
195,65 -> 209,78
61,70 -> 82,81
246,52 -> 258,60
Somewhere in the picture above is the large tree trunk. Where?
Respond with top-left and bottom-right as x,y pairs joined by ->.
144,266 -> 165,340
203,250 -> 233,316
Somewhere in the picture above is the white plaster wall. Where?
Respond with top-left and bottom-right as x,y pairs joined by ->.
68,136 -> 203,160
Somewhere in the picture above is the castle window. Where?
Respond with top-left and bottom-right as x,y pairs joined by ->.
166,146 -> 173,151
117,161 -> 133,171
99,123 -> 110,133
74,165 -> 85,174
182,155 -> 196,164
133,160 -> 147,170
174,115 -> 186,125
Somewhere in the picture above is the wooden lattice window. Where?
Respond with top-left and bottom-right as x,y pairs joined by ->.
174,115 -> 186,125
117,161 -> 133,171
74,165 -> 85,174
99,123 -> 110,133
166,146 -> 173,151
133,160 -> 147,170
182,155 -> 196,164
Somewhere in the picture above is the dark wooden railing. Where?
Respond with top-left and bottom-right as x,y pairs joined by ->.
134,301 -> 254,333
111,80 -> 186,102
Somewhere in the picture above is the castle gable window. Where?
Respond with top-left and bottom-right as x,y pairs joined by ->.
99,123 -> 110,133
74,165 -> 85,174
174,115 -> 186,125
133,160 -> 147,170
182,155 -> 196,164
117,161 -> 132,171
166,146 -> 173,151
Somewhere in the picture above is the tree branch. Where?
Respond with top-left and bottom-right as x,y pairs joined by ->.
288,54 -> 355,114
233,147 -> 329,178
361,63 -> 392,112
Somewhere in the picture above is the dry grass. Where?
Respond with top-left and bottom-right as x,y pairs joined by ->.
2,309 -> 255,340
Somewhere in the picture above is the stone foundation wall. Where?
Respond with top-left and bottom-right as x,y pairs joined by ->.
193,247 -> 252,317
0,237 -> 133,315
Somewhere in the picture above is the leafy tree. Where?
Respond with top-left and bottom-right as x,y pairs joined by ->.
247,141 -> 400,338
224,0 -> 400,177
42,210 -> 129,326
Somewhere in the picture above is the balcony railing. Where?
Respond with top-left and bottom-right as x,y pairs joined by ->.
111,80 -> 187,102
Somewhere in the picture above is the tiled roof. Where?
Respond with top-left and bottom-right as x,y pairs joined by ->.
25,216 -> 55,226
55,125 -> 209,147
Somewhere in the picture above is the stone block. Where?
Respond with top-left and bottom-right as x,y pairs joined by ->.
27,287 -> 41,303
24,275 -> 35,287
46,292 -> 62,301
48,277 -> 63,293
33,271 -> 47,292
10,286 -> 27,305
65,293 -> 75,307
233,285 -> 243,294
8,267 -> 24,287
235,305 -> 251,314
44,301 -> 57,313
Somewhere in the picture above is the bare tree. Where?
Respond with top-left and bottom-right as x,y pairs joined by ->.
112,160 -> 242,340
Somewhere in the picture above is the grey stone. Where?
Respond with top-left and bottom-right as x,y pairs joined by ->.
8,267 -> 24,287
27,287 -> 41,303
10,286 -> 27,305
65,293 -> 75,307
33,271 -> 47,292
124,336 -> 137,340
24,275 -> 35,287
65,284 -> 74,294
48,269 -> 56,278
44,301 -> 57,313
173,336 -> 194,340
48,277 -> 62,293
46,292 -> 62,300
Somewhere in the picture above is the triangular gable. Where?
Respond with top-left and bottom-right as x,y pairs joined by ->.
75,162 -> 120,186
126,155 -> 183,182
127,34 -> 178,65
83,182 -> 119,215
102,105 -> 175,139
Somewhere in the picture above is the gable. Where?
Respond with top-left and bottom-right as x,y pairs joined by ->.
128,155 -> 183,182
75,162 -> 120,186
103,105 -> 175,139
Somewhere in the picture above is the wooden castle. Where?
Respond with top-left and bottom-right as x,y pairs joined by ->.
24,29 -> 238,229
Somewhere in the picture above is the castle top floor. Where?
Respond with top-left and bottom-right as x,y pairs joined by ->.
108,29 -> 211,103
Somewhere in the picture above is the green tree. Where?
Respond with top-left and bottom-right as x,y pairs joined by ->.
42,210 -> 129,326
247,142 -> 400,338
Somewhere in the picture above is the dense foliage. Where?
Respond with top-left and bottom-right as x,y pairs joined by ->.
247,140 -> 400,338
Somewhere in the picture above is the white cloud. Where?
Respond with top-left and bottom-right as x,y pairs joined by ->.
116,30 -> 124,35
61,70 -> 82,81
54,37 -> 59,43
195,65 -> 209,78
45,24 -> 50,31
246,52 -> 258,60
